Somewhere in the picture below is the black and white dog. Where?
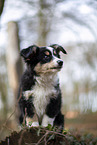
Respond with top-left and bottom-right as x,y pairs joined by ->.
18,44 -> 67,131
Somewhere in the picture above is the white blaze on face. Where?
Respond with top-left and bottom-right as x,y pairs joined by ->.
46,47 -> 53,54
47,46 -> 63,67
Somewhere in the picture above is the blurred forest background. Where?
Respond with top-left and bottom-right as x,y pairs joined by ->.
0,0 -> 97,140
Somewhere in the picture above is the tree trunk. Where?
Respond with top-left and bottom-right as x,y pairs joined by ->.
37,0 -> 53,46
6,21 -> 23,99
0,0 -> 5,16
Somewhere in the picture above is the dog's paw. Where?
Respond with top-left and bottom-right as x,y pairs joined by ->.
31,122 -> 39,127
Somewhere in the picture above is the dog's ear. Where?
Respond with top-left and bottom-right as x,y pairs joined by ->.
50,44 -> 67,55
20,45 -> 39,62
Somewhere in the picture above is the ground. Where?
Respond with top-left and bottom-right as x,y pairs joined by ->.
66,112 -> 97,136
0,112 -> 97,144
0,126 -> 97,145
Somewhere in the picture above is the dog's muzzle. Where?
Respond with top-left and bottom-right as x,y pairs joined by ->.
50,60 -> 63,70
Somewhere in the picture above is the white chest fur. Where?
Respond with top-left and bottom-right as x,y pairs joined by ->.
33,84 -> 56,117
23,74 -> 58,117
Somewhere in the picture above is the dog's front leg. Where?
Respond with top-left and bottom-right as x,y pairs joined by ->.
41,114 -> 55,127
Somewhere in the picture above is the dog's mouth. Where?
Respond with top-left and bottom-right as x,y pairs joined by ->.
50,66 -> 62,70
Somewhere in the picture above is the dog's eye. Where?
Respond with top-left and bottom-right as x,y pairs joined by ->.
40,53 -> 51,64
40,51 -> 51,64
42,55 -> 51,63
44,55 -> 49,60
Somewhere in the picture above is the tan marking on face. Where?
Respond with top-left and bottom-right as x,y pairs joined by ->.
45,51 -> 50,56
33,47 -> 36,53
34,60 -> 58,74
53,50 -> 57,55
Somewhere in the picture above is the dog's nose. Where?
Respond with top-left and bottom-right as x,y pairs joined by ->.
57,60 -> 63,67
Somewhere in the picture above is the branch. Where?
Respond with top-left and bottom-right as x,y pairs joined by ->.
0,88 -> 22,136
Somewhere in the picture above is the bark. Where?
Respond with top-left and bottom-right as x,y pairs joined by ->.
6,21 -> 23,98
37,0 -> 53,46
0,0 -> 5,16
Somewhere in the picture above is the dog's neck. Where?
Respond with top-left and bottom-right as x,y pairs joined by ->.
35,72 -> 59,88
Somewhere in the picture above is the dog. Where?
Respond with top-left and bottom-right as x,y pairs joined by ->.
18,44 -> 67,131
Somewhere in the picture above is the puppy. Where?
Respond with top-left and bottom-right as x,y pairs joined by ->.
18,44 -> 67,131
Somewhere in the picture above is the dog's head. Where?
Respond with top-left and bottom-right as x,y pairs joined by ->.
20,44 -> 67,74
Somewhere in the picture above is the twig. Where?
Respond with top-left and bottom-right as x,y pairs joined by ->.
18,129 -> 26,145
0,88 -> 22,136
0,108 -> 16,136
35,129 -> 67,145
47,130 -> 67,138
7,138 -> 9,145
23,108 -> 27,125
45,133 -> 54,144
44,134 -> 47,145
35,131 -> 49,145
3,124 -> 14,132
